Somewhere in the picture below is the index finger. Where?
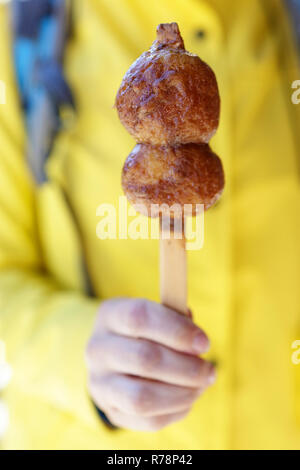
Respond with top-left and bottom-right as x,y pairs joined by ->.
97,298 -> 210,355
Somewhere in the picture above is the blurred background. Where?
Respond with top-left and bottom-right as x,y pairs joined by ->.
0,0 -> 300,450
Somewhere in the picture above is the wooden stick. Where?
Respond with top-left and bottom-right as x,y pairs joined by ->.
160,216 -> 188,315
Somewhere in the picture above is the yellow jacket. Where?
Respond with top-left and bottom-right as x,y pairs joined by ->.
0,0 -> 300,450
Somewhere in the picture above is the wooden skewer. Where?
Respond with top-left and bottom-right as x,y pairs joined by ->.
159,215 -> 188,316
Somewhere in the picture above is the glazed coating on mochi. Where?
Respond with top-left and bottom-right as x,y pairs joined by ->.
115,23 -> 220,146
122,143 -> 224,217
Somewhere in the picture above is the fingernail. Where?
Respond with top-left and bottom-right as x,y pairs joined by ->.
207,364 -> 217,385
192,332 -> 210,354
187,308 -> 193,320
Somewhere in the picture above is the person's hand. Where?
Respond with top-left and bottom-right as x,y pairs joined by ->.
85,298 -> 216,431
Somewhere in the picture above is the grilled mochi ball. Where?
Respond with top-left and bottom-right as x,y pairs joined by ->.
116,23 -> 220,146
122,143 -> 224,217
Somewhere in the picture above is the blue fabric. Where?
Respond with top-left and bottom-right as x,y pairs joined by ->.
92,402 -> 119,431
12,0 -> 75,183
13,0 -> 51,38
39,17 -> 58,59
35,59 -> 75,108
13,39 -> 35,104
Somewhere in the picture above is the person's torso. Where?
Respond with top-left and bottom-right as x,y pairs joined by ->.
10,0 -> 300,449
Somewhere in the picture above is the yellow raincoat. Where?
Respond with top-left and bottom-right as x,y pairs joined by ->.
0,0 -> 300,450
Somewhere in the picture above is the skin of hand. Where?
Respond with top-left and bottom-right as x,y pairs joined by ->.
85,298 -> 216,432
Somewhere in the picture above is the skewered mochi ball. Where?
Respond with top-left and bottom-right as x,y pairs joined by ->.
115,22 -> 220,146
116,22 -> 224,217
122,143 -> 224,217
